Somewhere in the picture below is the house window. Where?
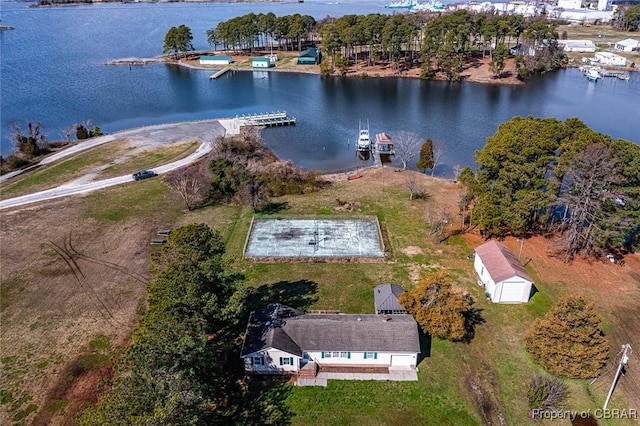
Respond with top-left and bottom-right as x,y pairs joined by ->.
252,356 -> 264,366
322,351 -> 349,358
364,352 -> 377,359
279,357 -> 293,366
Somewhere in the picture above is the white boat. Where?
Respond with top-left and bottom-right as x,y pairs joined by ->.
385,0 -> 418,9
586,68 -> 601,82
357,120 -> 371,151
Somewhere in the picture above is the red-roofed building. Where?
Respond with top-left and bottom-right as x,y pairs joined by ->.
474,240 -> 534,304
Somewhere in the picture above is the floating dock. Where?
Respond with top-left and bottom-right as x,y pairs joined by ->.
237,111 -> 296,127
209,67 -> 231,79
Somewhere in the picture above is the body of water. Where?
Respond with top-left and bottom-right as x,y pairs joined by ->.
1,1 -> 638,174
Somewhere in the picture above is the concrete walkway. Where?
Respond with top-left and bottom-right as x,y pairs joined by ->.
296,368 -> 418,387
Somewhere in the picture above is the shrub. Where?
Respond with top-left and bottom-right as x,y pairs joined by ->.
526,374 -> 569,416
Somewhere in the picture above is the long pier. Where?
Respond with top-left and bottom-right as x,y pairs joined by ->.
237,111 -> 296,127
209,67 -> 231,79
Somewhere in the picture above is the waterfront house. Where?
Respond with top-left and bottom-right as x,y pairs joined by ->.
374,284 -> 408,315
241,304 -> 420,380
199,55 -> 233,65
615,38 -> 640,52
252,57 -> 273,68
474,240 -> 533,304
594,52 -> 626,66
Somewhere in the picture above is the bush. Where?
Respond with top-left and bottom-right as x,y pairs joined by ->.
526,374 -> 569,416
524,296 -> 609,378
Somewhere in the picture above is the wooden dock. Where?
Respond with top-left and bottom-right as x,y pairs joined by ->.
238,111 -> 296,127
209,67 -> 231,79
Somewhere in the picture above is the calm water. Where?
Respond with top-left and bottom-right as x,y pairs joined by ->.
1,1 -> 639,174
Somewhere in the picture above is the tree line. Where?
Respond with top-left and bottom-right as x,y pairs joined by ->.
458,116 -> 640,261
203,11 -> 562,80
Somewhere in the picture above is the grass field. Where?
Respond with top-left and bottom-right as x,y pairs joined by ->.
1,165 -> 638,425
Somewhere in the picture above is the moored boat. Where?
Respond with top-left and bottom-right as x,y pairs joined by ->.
357,120 -> 371,151
586,68 -> 601,82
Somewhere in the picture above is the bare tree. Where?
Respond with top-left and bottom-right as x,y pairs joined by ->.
431,144 -> 445,176
393,131 -> 422,170
61,125 -> 76,143
554,144 -> 622,261
243,179 -> 269,212
425,204 -> 453,241
404,175 -> 428,201
165,167 -> 208,211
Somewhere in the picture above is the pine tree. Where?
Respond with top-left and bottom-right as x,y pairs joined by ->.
524,296 -> 609,379
416,138 -> 434,173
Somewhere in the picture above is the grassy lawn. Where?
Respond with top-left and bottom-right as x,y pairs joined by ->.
0,140 -> 198,200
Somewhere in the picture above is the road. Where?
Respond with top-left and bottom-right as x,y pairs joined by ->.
0,118 -> 245,211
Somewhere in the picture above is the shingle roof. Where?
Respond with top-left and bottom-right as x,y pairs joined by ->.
374,283 -> 406,312
240,304 -> 305,357
475,240 -> 533,284
241,304 -> 420,357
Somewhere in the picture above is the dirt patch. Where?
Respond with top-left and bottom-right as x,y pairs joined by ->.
462,233 -> 640,410
401,246 -> 424,256
0,196 -> 166,425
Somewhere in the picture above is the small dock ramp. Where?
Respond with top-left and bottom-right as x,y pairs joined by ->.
209,67 -> 231,79
237,111 -> 296,128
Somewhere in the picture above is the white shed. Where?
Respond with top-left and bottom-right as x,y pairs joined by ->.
251,57 -> 273,68
561,40 -> 597,53
474,240 -> 533,304
615,39 -> 640,52
199,55 -> 233,65
594,52 -> 626,66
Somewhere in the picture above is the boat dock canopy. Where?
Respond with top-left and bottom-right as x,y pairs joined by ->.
297,47 -> 320,65
375,133 -> 395,154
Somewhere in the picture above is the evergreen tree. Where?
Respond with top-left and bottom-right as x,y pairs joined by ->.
416,138 -> 434,173
524,296 -> 609,379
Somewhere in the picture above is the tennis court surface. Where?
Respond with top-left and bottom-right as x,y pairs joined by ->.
244,218 -> 385,258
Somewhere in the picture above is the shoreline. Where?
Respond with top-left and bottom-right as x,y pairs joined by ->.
107,51 -> 527,85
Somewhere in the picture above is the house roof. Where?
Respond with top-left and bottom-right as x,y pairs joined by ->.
375,133 -> 393,144
200,55 -> 232,61
241,304 -> 420,357
374,283 -> 406,312
240,304 -> 305,357
475,240 -> 533,284
616,38 -> 640,47
298,47 -> 318,58
252,57 -> 271,62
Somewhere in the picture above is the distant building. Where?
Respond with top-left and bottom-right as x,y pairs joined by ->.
615,38 -> 640,52
557,0 -> 583,8
199,55 -> 233,65
595,51 -> 627,66
251,57 -> 272,68
374,284 -> 408,315
297,47 -> 319,65
560,40 -> 597,52
474,240 -> 534,304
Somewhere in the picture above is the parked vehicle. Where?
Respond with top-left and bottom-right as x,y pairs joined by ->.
132,170 -> 157,181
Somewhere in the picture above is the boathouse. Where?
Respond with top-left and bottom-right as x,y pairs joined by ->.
297,47 -> 319,65
252,57 -> 273,68
374,133 -> 395,154
199,55 -> 233,65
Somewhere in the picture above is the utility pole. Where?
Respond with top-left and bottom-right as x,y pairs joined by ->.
603,343 -> 632,410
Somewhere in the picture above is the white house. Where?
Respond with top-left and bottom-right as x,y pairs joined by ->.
615,38 -> 640,52
560,40 -> 597,53
251,57 -> 273,68
474,240 -> 533,304
241,304 -> 421,379
594,52 -> 626,66
199,55 -> 233,65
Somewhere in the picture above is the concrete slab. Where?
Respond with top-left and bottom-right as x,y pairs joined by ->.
245,218 -> 385,258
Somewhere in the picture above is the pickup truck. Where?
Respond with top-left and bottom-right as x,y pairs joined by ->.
132,170 -> 157,181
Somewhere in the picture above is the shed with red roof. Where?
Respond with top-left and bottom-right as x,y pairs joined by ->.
474,240 -> 533,303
